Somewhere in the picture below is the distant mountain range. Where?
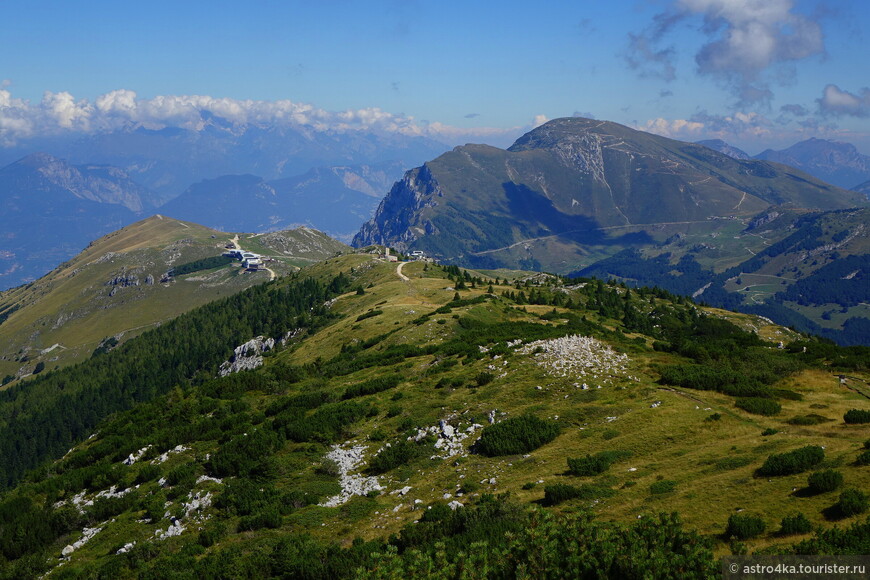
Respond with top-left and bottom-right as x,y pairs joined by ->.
0,154 -> 140,290
0,119 -> 448,201
754,138 -> 870,190
698,137 -> 870,191
0,120 -> 446,289
159,162 -> 404,241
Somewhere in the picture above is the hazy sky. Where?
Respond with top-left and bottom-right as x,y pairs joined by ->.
2,0 -> 869,153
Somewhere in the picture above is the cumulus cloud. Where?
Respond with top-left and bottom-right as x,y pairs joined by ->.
0,88 -> 533,147
642,110 -> 774,141
627,0 -> 824,104
817,84 -> 870,117
640,108 -> 855,150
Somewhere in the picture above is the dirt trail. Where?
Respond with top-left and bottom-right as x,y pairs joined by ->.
396,261 -> 410,281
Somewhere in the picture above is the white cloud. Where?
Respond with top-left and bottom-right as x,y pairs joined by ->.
42,91 -> 93,130
817,84 -> 870,118
0,87 -> 536,148
642,110 -> 774,142
628,0 -> 824,104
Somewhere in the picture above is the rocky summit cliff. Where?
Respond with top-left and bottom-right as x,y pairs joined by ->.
354,118 -> 865,273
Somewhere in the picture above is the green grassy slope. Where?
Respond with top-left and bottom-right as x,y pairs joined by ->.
0,216 -> 348,382
1,253 -> 868,578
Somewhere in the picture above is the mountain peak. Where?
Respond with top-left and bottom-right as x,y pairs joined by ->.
356,116 -> 865,273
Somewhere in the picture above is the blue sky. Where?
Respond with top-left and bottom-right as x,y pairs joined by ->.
2,0 -> 869,153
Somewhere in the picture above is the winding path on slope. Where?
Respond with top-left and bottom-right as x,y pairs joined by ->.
396,261 -> 410,281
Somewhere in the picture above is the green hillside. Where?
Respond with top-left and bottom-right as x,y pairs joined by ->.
0,216 -> 348,384
1,252 -> 869,578
580,207 -> 870,345
355,118 -> 866,275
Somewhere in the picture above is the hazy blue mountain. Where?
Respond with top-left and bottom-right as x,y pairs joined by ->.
853,179 -> 870,196
754,138 -> 870,190
160,162 -> 403,241
695,139 -> 751,160
0,154 -> 140,289
4,118 -> 448,203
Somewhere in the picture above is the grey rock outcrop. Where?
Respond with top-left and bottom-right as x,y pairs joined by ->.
218,336 -> 275,376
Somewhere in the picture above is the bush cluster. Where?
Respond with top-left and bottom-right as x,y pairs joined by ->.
567,450 -> 632,477
735,397 -> 781,416
807,470 -> 843,494
756,446 -> 824,477
832,489 -> 869,519
726,514 -> 766,540
649,480 -> 677,495
543,483 -> 615,506
342,375 -> 402,399
779,513 -> 813,536
355,309 -> 383,322
367,440 -> 418,475
844,409 -> 870,424
475,415 -> 561,457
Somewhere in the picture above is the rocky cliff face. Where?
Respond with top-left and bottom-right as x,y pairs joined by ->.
16,152 -> 153,212
695,139 -> 751,160
353,164 -> 442,248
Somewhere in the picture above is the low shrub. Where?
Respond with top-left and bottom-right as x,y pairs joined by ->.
543,483 -> 615,506
779,513 -> 812,536
567,450 -> 632,477
756,446 -> 824,477
166,462 -> 198,487
844,409 -> 870,424
342,375 -> 402,399
475,372 -> 495,387
807,470 -> 843,494
602,429 -> 620,441
831,489 -> 869,519
788,414 -> 831,426
135,463 -> 160,485
649,480 -> 677,495
855,450 -> 870,466
475,415 -> 561,457
726,514 -> 766,540
735,397 -> 781,416
238,507 -> 281,531
355,309 -> 383,322
367,440 -> 418,475
459,480 -> 480,494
